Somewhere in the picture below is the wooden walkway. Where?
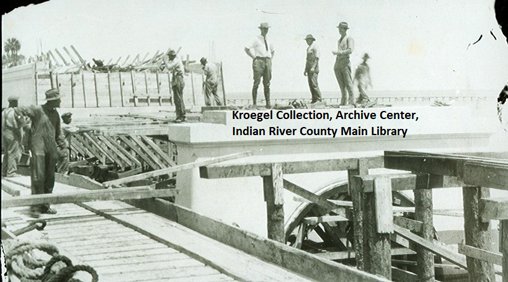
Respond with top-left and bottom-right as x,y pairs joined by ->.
1,177 -> 315,282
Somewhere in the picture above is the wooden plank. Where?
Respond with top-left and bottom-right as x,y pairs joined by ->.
200,156 -> 384,178
55,173 -> 103,190
104,151 -> 253,187
393,225 -> 467,269
81,72 -> 87,107
263,163 -> 285,243
74,134 -> 107,162
83,132 -> 125,168
89,252 -> 190,268
47,50 -> 61,67
54,48 -> 69,65
119,72 -> 124,107
128,134 -> 166,169
302,215 -> 349,225
415,174 -> 435,282
391,267 -> 418,282
315,248 -> 416,260
393,217 -> 423,233
350,175 -> 366,270
1,187 -> 178,208
118,135 -> 159,169
99,135 -> 136,167
1,180 -> 21,196
458,243 -> 503,265
140,135 -> 176,167
463,162 -> 508,190
463,186 -> 496,281
126,198 -> 391,282
63,46 -> 78,64
480,197 -> 508,221
374,177 -> 393,233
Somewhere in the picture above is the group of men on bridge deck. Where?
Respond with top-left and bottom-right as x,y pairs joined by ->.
1,89 -> 85,217
244,22 -> 372,108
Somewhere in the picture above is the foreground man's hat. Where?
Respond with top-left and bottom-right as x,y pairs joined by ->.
8,96 -> 19,102
44,89 -> 61,101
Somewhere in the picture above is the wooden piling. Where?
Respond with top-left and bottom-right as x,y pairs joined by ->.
131,70 -> 137,107
501,220 -> 508,282
144,71 -> 150,106
462,186 -> 495,281
262,163 -> 285,243
348,159 -> 368,270
414,174 -> 435,282
168,72 -> 173,105
220,63 -> 227,106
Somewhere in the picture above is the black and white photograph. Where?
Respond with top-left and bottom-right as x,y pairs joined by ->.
2,0 -> 508,281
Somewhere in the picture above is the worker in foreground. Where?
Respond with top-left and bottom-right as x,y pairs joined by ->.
2,96 -> 25,177
201,57 -> 223,107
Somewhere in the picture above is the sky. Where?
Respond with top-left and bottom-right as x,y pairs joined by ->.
2,0 -> 508,95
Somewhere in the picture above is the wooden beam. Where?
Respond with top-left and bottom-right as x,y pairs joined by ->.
70,45 -> 88,69
302,215 -> 349,225
393,217 -> 423,233
263,163 -> 285,243
458,243 -> 503,265
315,248 -> 416,260
125,198 -> 392,282
83,133 -> 126,169
140,136 -> 176,167
350,175 -> 366,270
118,135 -> 159,170
104,151 -> 253,187
47,50 -> 62,67
283,179 -> 342,213
463,162 -> 508,190
99,135 -> 137,167
128,135 -> 166,169
1,180 -> 21,196
103,136 -> 142,167
1,187 -> 178,208
63,46 -> 78,64
55,173 -> 103,190
200,156 -> 384,178
391,267 -> 418,282
480,197 -> 508,222
54,48 -> 70,65
393,225 -> 468,269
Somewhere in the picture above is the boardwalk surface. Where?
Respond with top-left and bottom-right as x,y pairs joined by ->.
1,176 -> 314,282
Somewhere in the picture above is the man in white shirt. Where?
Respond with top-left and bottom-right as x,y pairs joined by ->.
244,22 -> 275,108
333,22 -> 355,106
304,34 -> 322,103
163,50 -> 186,122
200,57 -> 222,106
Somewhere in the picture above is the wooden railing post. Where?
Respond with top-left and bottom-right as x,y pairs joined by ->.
262,163 -> 285,243
363,176 -> 392,279
415,174 -> 435,282
462,186 -> 495,281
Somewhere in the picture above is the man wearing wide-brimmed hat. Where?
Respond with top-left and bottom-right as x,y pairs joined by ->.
354,53 -> 372,105
200,57 -> 222,106
1,96 -> 25,177
244,22 -> 275,108
15,88 -> 67,216
304,34 -> 322,103
332,22 -> 355,105
162,49 -> 186,123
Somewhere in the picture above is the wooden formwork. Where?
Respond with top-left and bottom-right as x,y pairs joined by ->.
200,151 -> 508,281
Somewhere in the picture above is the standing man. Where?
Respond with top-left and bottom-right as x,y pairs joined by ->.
16,89 -> 67,216
1,96 -> 24,177
354,53 -> 372,105
200,57 -> 222,106
163,50 -> 186,123
304,34 -> 322,104
333,22 -> 355,106
245,22 -> 275,108
56,112 -> 81,173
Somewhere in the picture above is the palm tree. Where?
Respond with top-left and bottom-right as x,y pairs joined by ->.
3,38 -> 23,67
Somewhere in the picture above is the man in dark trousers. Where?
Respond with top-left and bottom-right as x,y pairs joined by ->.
2,96 -> 24,177
16,89 -> 67,216
354,53 -> 372,105
304,34 -> 322,103
333,22 -> 355,106
245,22 -> 275,108
163,50 -> 186,123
